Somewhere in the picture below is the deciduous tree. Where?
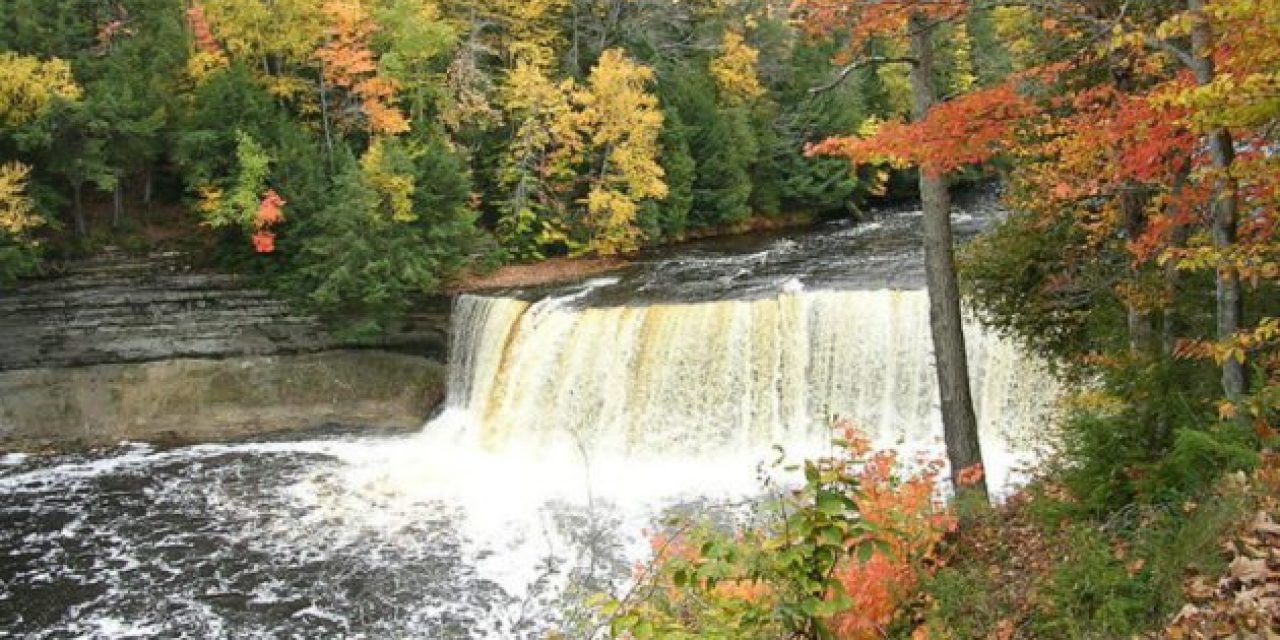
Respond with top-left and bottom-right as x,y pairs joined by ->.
795,0 -> 989,500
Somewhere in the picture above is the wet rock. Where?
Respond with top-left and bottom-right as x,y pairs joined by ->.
0,250 -> 450,449
0,351 -> 446,449
0,249 -> 448,371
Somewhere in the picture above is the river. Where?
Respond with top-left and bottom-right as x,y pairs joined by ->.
0,192 -> 1058,638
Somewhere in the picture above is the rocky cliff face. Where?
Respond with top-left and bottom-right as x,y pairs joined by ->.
0,249 -> 448,370
0,250 -> 450,450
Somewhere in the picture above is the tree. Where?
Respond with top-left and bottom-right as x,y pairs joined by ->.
87,0 -> 188,226
314,0 -> 409,136
665,67 -> 756,227
795,0 -> 990,500
0,53 -> 80,128
638,106 -> 696,240
0,51 -> 80,246
573,48 -> 666,254
290,132 -> 479,334
495,60 -> 582,257
709,30 -> 765,104
1186,0 -> 1245,400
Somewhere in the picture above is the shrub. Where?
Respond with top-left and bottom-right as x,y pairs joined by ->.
598,425 -> 957,639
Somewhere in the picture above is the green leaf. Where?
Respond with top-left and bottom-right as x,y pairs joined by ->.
856,540 -> 878,562
815,490 -> 847,516
634,620 -> 654,638
817,525 -> 845,546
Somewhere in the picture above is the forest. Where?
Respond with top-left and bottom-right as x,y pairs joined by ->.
2,0 -> 1279,638
0,0 -> 919,331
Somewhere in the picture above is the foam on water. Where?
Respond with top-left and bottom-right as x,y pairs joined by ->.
2,197 -> 1059,638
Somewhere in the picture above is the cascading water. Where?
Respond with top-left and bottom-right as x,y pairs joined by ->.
0,194 -> 1060,638
436,287 -> 1054,491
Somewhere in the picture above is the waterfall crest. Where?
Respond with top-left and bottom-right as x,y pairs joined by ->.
438,288 -> 1057,488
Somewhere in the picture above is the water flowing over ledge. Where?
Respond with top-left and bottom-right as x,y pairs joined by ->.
438,287 -> 1058,494
0,195 -> 1061,638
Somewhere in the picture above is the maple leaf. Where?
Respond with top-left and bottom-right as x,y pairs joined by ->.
251,230 -> 276,253
255,189 -> 286,227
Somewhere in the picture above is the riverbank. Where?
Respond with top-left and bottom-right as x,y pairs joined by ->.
912,455 -> 1280,638
0,248 -> 450,452
448,211 -> 822,293
449,256 -> 630,293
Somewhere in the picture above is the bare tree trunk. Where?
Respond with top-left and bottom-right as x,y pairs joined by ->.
570,0 -> 581,75
318,64 -> 336,171
112,177 -> 124,229
71,181 -> 87,238
1120,185 -> 1157,354
1160,166 -> 1192,358
1188,0 -> 1246,399
909,12 -> 988,502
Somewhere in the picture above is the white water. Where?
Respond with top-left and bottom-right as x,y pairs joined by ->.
325,285 -> 1060,628
0,278 -> 1061,638
436,287 -> 1056,491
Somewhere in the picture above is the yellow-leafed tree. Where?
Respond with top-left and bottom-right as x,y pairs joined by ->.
574,49 -> 666,255
0,53 -> 80,128
0,163 -> 42,238
709,30 -> 765,104
198,0 -> 327,65
496,60 -> 583,257
360,137 -> 418,223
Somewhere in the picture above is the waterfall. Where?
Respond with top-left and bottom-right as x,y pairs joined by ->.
436,288 -> 1057,490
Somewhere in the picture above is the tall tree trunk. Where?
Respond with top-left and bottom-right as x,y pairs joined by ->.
1160,166 -> 1192,359
1120,185 -> 1157,354
1154,182 -> 1192,449
112,177 -> 123,229
908,12 -> 988,502
1188,0 -> 1246,399
71,181 -> 87,238
142,170 -> 153,226
318,64 -> 336,171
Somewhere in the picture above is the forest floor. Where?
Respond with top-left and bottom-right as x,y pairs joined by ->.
918,453 -> 1280,639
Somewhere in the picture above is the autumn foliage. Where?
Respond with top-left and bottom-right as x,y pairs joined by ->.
603,425 -> 956,639
314,0 -> 408,135
807,82 -> 1035,178
792,0 -> 965,47
251,189 -> 285,253
185,5 -> 221,56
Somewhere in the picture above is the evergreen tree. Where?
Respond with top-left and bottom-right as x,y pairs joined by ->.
665,68 -> 755,227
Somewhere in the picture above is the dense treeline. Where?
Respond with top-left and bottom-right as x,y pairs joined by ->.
0,0 -> 989,330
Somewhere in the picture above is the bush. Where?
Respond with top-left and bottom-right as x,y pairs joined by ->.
598,425 -> 957,639
918,478 -> 1247,640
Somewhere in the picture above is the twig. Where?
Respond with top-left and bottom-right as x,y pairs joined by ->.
809,56 -> 919,96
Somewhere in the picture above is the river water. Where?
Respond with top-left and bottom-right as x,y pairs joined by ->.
0,193 -> 1058,638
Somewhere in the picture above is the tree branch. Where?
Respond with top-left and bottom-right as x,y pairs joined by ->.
979,0 -> 1197,69
809,56 -> 918,96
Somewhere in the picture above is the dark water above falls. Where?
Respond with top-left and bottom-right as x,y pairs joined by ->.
504,189 -> 997,306
0,192 -> 1056,639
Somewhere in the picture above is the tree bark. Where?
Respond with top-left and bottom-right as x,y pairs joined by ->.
908,12 -> 988,501
71,181 -> 87,238
318,64 -> 336,171
1188,0 -> 1246,399
112,177 -> 123,229
1120,185 -> 1157,354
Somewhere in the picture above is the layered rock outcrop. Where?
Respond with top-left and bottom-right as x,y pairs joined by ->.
0,249 -> 449,449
